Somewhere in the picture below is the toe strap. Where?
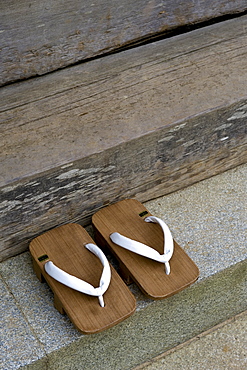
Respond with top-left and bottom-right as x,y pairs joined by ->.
44,243 -> 111,307
110,215 -> 174,274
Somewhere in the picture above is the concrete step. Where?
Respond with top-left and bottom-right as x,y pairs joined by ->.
1,15 -> 247,261
0,165 -> 246,369
134,310 -> 247,370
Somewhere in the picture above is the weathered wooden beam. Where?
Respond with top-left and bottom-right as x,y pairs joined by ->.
1,16 -> 247,260
0,0 -> 246,85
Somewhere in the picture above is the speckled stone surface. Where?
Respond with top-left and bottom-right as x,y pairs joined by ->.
0,253 -> 81,353
135,311 -> 247,370
145,163 -> 247,281
0,279 -> 44,369
0,165 -> 246,369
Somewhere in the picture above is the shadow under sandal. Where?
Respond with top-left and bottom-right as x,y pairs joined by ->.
29,223 -> 136,334
92,199 -> 199,299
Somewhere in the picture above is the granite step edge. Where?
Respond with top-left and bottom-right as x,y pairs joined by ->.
20,259 -> 247,370
133,310 -> 247,370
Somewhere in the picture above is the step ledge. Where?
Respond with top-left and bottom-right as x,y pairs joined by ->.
1,15 -> 247,261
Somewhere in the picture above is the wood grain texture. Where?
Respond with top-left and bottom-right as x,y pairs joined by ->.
1,15 -> 247,186
29,223 -> 136,334
92,199 -> 199,299
1,16 -> 247,261
0,0 -> 246,85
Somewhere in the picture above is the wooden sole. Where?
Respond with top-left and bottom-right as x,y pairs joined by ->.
29,223 -> 136,334
92,199 -> 199,299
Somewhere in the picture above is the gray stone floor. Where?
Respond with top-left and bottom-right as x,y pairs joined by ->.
0,164 -> 246,369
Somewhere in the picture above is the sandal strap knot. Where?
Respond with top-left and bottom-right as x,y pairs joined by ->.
110,215 -> 174,275
44,243 -> 111,307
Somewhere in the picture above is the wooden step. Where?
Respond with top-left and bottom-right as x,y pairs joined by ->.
1,15 -> 247,261
1,1 -> 246,85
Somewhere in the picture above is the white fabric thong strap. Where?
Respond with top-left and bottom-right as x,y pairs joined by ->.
110,215 -> 174,274
44,243 -> 111,307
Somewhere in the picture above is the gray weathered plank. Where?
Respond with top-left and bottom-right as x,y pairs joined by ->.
0,0 -> 246,85
1,16 -> 247,260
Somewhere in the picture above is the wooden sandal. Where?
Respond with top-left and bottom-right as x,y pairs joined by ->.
92,199 -> 199,299
29,223 -> 136,334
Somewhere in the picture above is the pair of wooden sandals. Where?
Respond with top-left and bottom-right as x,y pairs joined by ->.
30,199 -> 199,334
